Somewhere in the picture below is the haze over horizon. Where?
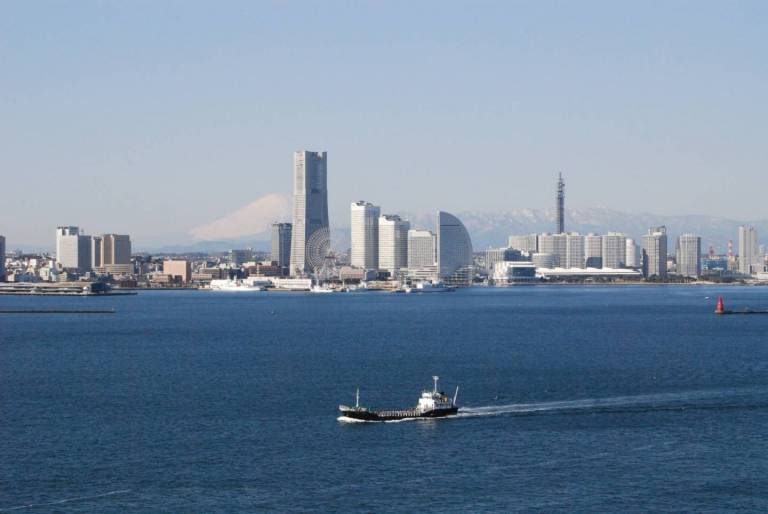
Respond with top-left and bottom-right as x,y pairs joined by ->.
2,1 -> 766,247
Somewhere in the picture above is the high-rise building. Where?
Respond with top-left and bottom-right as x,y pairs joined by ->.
508,234 -> 538,253
163,260 -> 192,284
738,226 -> 758,275
484,247 -> 523,274
677,234 -> 702,278
556,173 -> 565,234
584,234 -> 602,268
350,201 -> 380,269
0,235 -> 5,281
538,233 -> 567,267
100,234 -> 132,275
642,226 -> 667,278
230,249 -> 253,266
290,151 -> 329,276
437,211 -> 473,286
625,238 -> 639,268
407,229 -> 436,269
378,215 -> 409,275
565,233 -> 585,269
271,223 -> 292,275
90,236 -> 102,270
602,233 -> 627,269
55,226 -> 90,272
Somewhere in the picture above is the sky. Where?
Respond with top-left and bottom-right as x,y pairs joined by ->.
1,1 -> 766,247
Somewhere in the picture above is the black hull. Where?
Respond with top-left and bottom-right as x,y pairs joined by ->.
339,407 -> 458,422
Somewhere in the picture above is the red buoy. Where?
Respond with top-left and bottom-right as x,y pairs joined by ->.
715,296 -> 726,315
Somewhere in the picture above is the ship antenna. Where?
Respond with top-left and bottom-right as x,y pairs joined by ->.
433,375 -> 439,394
356,388 -> 360,408
453,386 -> 459,406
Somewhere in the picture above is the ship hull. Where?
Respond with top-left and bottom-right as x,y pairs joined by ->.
339,406 -> 458,422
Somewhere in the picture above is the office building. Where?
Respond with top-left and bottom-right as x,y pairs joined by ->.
350,201 -> 380,269
508,234 -> 538,253
532,252 -> 555,269
90,236 -> 102,269
290,151 -> 329,276
437,211 -> 473,286
163,260 -> 192,284
229,249 -> 253,266
484,247 -> 523,274
271,222 -> 292,275
556,173 -> 565,233
602,233 -> 627,269
538,233 -> 567,267
565,233 -> 585,269
378,215 -> 409,275
492,262 -> 537,284
407,229 -> 436,269
100,234 -> 132,275
55,226 -> 90,272
626,238 -> 639,268
738,226 -> 758,275
584,234 -> 602,268
642,226 -> 667,278
677,234 -> 701,278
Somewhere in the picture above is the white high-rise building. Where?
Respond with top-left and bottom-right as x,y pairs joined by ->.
350,201 -> 380,269
584,234 -> 602,268
677,234 -> 701,278
508,234 -> 538,253
738,226 -> 758,275
437,211 -> 473,287
565,234 -> 585,269
55,226 -> 90,272
602,233 -> 627,269
378,215 -> 409,275
626,238 -> 639,268
290,151 -> 329,276
538,233 -> 567,267
407,229 -> 436,269
90,236 -> 102,270
642,226 -> 667,278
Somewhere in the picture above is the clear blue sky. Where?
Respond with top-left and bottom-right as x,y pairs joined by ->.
1,1 -> 766,246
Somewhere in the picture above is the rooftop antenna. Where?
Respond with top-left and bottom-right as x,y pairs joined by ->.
432,375 -> 439,394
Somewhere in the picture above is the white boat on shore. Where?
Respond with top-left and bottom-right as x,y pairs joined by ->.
209,279 -> 264,292
405,281 -> 454,293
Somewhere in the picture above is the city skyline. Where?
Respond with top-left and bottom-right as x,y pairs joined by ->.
2,2 -> 767,247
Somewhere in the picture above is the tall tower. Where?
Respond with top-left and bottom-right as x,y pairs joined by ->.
556,173 -> 565,234
738,226 -> 758,275
350,201 -> 380,269
271,222 -> 292,275
289,151 -> 329,276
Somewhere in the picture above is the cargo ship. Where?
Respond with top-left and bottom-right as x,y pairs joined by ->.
338,376 -> 459,422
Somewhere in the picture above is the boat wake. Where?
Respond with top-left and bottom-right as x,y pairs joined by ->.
457,386 -> 768,419
337,416 -> 420,424
0,490 -> 131,512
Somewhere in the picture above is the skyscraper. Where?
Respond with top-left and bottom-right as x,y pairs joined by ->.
625,238 -> 639,268
90,236 -> 102,269
508,234 -> 538,253
271,222 -> 292,275
602,233 -> 627,269
437,211 -> 473,286
290,151 -> 329,276
642,226 -> 667,278
350,201 -> 380,269
55,226 -> 90,272
407,229 -> 436,269
677,234 -> 702,278
584,234 -> 602,268
556,173 -> 565,234
100,234 -> 132,275
565,234 -> 585,269
738,226 -> 758,275
0,235 -> 5,281
538,233 -> 567,267
378,215 -> 409,275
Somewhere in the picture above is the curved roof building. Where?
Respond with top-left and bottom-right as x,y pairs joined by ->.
437,211 -> 473,287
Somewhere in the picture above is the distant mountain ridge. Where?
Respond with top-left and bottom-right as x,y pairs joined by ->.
129,207 -> 765,255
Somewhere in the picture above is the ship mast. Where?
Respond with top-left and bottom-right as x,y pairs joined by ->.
432,375 -> 439,394
355,388 -> 359,408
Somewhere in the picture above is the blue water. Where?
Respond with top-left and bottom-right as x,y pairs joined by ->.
2,286 -> 768,512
